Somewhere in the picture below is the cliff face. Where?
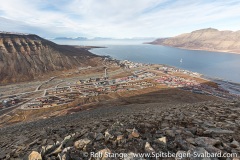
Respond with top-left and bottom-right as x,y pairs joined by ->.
0,32 -> 99,84
150,28 -> 240,54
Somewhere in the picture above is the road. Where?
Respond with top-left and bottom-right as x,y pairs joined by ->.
0,67 -> 126,116
0,99 -> 32,117
35,77 -> 56,91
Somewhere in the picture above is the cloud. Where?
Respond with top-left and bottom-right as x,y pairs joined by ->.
0,0 -> 240,38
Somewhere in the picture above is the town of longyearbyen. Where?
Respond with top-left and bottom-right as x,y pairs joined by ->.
0,0 -> 240,159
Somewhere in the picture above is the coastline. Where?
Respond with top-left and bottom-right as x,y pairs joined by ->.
204,76 -> 240,95
72,45 -> 106,49
148,43 -> 240,55
89,46 -> 240,94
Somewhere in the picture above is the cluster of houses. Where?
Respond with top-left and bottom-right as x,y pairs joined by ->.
0,96 -> 22,109
71,71 -> 156,96
157,66 -> 201,77
22,94 -> 78,109
46,87 -> 72,95
120,60 -> 151,69
116,71 -> 156,83
22,71 -> 157,109
155,75 -> 200,88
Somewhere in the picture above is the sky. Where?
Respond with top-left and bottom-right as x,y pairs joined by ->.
0,0 -> 240,38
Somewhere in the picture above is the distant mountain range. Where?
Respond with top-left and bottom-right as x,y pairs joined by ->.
0,32 -> 101,84
54,37 -> 155,41
149,28 -> 240,54
54,37 -> 88,40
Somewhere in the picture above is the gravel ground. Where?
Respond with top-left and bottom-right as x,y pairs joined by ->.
0,100 -> 240,160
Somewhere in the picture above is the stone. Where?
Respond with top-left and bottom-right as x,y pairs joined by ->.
188,147 -> 211,160
62,147 -> 72,153
62,133 -> 75,147
96,148 -> 111,160
223,143 -> 232,152
204,145 -> 222,156
230,140 -> 240,148
204,128 -> 234,134
176,137 -> 189,151
143,123 -> 153,128
96,125 -> 107,133
0,151 -> 6,159
95,133 -> 104,141
105,130 -> 114,141
28,151 -> 42,160
194,137 -> 221,147
228,114 -> 238,119
63,135 -> 72,142
203,121 -> 216,128
117,135 -> 124,140
42,139 -> 47,145
58,153 -> 69,160
186,138 -> 196,145
184,130 -> 194,137
128,134 -> 134,139
161,121 -> 169,128
131,128 -> 140,138
47,143 -> 63,156
126,129 -> 133,133
41,144 -> 60,156
74,138 -> 91,149
145,142 -> 155,153
165,130 -> 175,137
40,145 -> 49,155
157,137 -> 167,144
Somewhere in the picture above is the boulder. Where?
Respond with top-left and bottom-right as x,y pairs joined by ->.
105,130 -> 114,141
194,137 -> 221,147
28,151 -> 42,160
230,140 -> 240,148
132,128 -> 140,138
95,133 -> 104,141
74,138 -> 91,149
145,142 -> 155,153
157,137 -> 167,144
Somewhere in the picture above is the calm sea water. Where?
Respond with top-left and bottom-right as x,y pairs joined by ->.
53,40 -> 240,83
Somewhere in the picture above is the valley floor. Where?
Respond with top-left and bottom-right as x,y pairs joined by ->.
1,61 -> 236,127
0,61 -> 239,159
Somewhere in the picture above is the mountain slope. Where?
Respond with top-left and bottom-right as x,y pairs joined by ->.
0,32 -> 101,84
150,28 -> 240,54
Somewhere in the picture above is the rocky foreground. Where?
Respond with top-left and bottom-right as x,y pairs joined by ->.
0,100 -> 240,160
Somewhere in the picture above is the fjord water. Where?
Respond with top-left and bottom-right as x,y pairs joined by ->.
54,40 -> 240,83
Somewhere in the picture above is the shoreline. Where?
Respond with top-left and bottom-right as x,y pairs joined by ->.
1,53 -> 239,97
71,45 -> 106,50
204,76 -> 240,95
148,43 -> 240,55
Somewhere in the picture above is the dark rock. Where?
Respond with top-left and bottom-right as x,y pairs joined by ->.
194,137 -> 221,147
95,133 -> 104,141
188,147 -> 211,160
